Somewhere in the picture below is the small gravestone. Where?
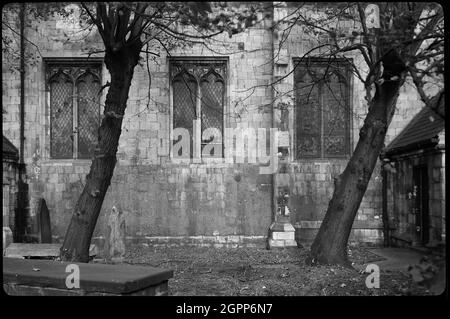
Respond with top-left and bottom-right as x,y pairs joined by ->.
105,206 -> 126,262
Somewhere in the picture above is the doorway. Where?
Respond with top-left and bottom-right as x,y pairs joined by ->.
412,165 -> 430,245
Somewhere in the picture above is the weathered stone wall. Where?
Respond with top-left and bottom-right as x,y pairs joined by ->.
2,2 -> 428,246
98,164 -> 273,239
2,3 -> 274,243
2,4 -> 22,150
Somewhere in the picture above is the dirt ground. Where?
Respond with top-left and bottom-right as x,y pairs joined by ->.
107,244 -> 433,296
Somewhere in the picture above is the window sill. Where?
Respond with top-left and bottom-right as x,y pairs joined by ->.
291,157 -> 350,163
167,157 -> 227,165
39,159 -> 93,166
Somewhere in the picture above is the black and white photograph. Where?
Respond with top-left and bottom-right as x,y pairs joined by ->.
1,1 -> 446,306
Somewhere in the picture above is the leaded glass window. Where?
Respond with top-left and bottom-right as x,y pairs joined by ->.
170,58 -> 226,158
46,61 -> 102,159
294,58 -> 350,159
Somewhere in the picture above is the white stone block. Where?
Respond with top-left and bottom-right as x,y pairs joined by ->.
271,231 -> 295,241
268,239 -> 285,248
284,239 -> 297,247
268,237 -> 297,249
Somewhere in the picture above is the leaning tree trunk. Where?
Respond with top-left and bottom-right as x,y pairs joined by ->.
61,43 -> 142,262
310,51 -> 407,266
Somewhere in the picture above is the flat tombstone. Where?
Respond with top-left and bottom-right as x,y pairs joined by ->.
3,257 -> 173,296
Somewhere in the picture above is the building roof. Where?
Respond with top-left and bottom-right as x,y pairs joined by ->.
384,106 -> 445,156
3,135 -> 19,161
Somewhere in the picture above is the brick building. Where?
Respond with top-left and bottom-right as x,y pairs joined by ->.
2,2 -> 433,249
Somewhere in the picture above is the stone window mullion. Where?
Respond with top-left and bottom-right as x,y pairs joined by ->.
194,80 -> 202,161
320,82 -> 324,158
72,72 -> 78,159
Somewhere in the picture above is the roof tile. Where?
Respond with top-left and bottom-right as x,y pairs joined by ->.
385,107 -> 445,153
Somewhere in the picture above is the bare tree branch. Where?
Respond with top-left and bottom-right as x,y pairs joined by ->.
81,2 -> 105,43
409,66 -> 445,119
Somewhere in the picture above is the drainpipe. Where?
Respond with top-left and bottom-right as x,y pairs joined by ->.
381,156 -> 390,247
19,2 -> 25,165
270,3 -> 276,225
16,2 -> 28,243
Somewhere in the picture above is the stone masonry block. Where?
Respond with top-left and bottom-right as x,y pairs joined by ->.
271,231 -> 295,241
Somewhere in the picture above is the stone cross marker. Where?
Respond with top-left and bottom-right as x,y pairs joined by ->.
105,206 -> 126,261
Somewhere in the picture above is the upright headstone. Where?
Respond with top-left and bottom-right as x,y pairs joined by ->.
36,198 -> 52,243
105,206 -> 126,262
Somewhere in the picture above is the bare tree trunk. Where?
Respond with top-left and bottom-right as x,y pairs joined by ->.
61,44 -> 141,262
310,51 -> 407,266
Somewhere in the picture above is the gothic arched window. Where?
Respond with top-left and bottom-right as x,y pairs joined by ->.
294,58 -> 351,159
47,60 -> 102,159
170,58 -> 226,159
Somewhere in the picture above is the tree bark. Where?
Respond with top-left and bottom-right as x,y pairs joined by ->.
310,51 -> 407,266
60,43 -> 141,262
